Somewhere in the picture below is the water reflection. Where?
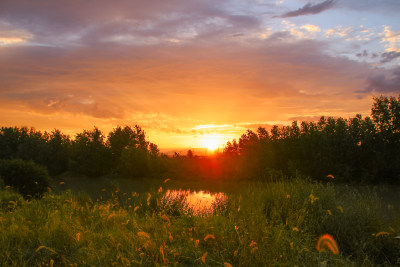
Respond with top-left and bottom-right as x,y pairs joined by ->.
162,189 -> 227,215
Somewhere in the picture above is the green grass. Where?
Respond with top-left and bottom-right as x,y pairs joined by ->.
0,177 -> 399,266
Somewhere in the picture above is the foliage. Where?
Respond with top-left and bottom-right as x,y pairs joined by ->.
0,177 -> 399,266
0,188 -> 24,211
1,96 -> 400,184
0,159 -> 51,198
222,95 -> 400,184
0,127 -> 70,176
69,127 -> 112,177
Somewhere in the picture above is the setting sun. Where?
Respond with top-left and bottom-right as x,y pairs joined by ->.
200,136 -> 223,151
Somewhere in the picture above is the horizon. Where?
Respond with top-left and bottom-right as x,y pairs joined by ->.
1,0 -> 399,150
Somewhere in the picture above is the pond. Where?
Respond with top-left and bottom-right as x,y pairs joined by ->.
162,189 -> 228,216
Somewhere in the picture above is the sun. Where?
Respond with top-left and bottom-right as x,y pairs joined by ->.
200,136 -> 221,151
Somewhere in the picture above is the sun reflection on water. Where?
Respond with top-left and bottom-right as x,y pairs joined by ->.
162,189 -> 227,215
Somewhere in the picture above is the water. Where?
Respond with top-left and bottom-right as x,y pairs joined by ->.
162,189 -> 227,215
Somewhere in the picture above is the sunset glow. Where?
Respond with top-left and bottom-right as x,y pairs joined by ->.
199,135 -> 224,151
0,1 -> 399,151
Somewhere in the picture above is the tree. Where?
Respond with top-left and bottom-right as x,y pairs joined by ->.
69,127 -> 112,177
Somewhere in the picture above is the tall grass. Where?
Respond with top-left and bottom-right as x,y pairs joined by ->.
0,177 -> 399,266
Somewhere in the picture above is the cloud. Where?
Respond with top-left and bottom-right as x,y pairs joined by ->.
0,0 -> 396,148
380,51 -> 400,63
365,67 -> 400,93
0,30 -> 377,125
280,0 -> 336,17
0,20 -> 33,46
381,26 -> 400,53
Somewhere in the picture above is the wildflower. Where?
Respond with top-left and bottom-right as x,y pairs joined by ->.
292,227 -> 299,232
309,193 -> 319,204
337,206 -> 343,213
137,232 -> 150,239
35,246 -> 56,254
249,241 -> 257,247
327,210 -> 332,216
316,234 -> 339,255
59,181 -> 65,185
195,239 -> 199,248
224,263 -> 233,267
164,178 -> 171,183
204,234 -> 215,241
375,232 -> 389,237
326,174 -> 334,179
201,252 -> 208,263
161,214 -> 170,222
160,246 -> 165,263
147,193 -> 151,206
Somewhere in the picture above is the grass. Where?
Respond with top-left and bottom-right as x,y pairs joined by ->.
0,176 -> 399,266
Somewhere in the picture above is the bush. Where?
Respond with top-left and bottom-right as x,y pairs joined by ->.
0,159 -> 51,198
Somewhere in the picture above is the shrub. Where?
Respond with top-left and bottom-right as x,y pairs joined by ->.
0,159 -> 51,198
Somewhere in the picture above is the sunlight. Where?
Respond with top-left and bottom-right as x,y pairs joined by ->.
200,136 -> 222,151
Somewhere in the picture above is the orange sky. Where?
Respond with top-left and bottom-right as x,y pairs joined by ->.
1,0 -> 399,151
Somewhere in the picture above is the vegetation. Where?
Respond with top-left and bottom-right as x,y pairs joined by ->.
1,96 -> 400,184
0,159 -> 51,198
1,96 -> 400,265
0,177 -> 399,266
222,96 -> 400,184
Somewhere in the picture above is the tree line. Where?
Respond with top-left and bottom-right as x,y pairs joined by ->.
222,96 -> 400,184
0,125 -> 166,179
0,96 -> 399,196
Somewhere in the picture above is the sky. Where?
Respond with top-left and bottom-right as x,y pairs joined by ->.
1,0 -> 399,151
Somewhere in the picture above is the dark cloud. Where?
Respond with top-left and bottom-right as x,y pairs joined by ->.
280,0 -> 336,18
380,51 -> 400,63
365,67 -> 400,93
0,0 -> 260,47
356,50 -> 368,58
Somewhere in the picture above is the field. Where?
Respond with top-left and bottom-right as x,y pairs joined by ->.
1,175 -> 399,266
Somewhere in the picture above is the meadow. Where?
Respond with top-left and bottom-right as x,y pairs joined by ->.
1,175 -> 399,266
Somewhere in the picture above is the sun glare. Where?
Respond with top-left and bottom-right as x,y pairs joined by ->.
200,136 -> 221,151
